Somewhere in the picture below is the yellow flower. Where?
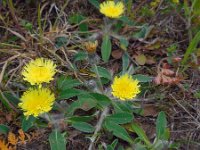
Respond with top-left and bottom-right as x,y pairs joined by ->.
22,58 -> 56,85
100,1 -> 124,18
19,88 -> 55,117
111,74 -> 140,100
84,40 -> 98,53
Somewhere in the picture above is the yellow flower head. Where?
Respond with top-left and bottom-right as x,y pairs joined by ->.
22,58 -> 56,85
100,1 -> 125,18
19,88 -> 55,117
111,74 -> 140,100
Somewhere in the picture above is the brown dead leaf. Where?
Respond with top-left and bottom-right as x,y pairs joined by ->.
111,62 -> 120,74
5,113 -> 13,123
144,40 -> 161,50
161,68 -> 175,76
146,56 -> 156,65
172,57 -> 182,63
154,72 -> 182,85
18,129 -> 26,144
143,104 -> 159,117
112,50 -> 123,59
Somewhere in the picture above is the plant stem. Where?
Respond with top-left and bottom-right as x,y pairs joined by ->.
93,64 -> 104,93
88,106 -> 109,150
88,64 -> 109,149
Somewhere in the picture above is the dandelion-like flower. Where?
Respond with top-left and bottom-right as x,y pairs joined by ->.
111,74 -> 140,100
100,1 -> 125,18
84,40 -> 98,53
19,88 -> 55,117
22,58 -> 56,85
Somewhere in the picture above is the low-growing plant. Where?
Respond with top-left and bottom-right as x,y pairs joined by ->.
0,0 -> 182,149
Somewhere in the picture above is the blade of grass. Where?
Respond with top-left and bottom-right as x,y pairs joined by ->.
182,30 -> 200,65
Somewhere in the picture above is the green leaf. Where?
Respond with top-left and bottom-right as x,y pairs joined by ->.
55,36 -> 68,48
156,111 -> 167,140
88,0 -> 100,9
67,115 -> 93,123
104,120 -> 133,144
101,35 -> 112,62
122,52 -> 130,74
57,76 -> 81,91
49,129 -> 66,150
113,101 -> 133,113
193,0 -> 200,15
0,124 -> 9,135
133,24 -> 153,40
132,74 -> 153,82
106,113 -> 134,124
182,30 -> 200,64
118,16 -> 135,26
0,93 -> 11,110
120,38 -> 129,51
65,95 -> 96,116
22,116 -> 36,132
69,13 -> 88,33
72,121 -> 95,133
78,95 -> 97,111
91,66 -> 112,80
131,123 -> 151,146
153,139 -> 168,150
111,139 -> 118,149
73,51 -> 88,62
106,139 -> 118,150
134,143 -> 147,150
58,88 -> 86,100
90,93 -> 111,108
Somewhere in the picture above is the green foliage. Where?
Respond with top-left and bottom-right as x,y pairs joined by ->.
156,111 -> 168,140
71,121 -> 95,133
67,115 -> 93,123
65,95 -> 97,116
22,115 -> 36,132
90,93 -> 111,108
113,101 -> 133,113
133,24 -> 153,40
91,66 -> 112,80
73,51 -> 88,62
55,36 -> 68,48
69,13 -> 88,33
0,124 -> 9,135
1,0 -> 182,149
49,130 -> 67,150
58,88 -> 87,100
57,76 -> 82,91
104,120 -> 133,144
88,0 -> 100,9
192,0 -> 200,15
101,35 -> 112,62
182,30 -> 200,64
105,112 -> 134,124
106,139 -> 118,150
120,38 -> 129,51
118,16 -> 135,26
131,123 -> 151,147
122,52 -> 130,74
131,112 -> 174,149
0,92 -> 19,110
132,74 -> 153,83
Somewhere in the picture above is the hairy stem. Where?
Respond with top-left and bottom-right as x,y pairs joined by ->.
88,107 -> 109,150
